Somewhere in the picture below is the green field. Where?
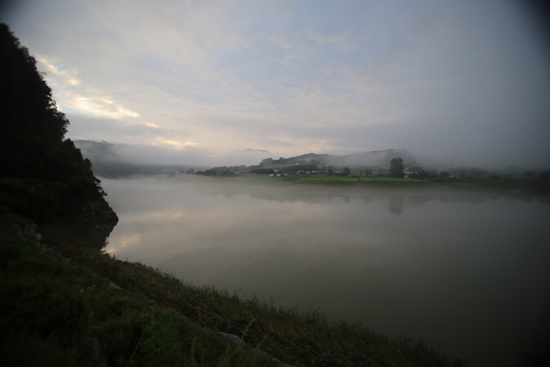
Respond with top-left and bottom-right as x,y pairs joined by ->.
181,173 -> 550,193
281,175 -> 430,185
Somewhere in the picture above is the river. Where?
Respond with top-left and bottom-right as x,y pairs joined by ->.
101,176 -> 550,366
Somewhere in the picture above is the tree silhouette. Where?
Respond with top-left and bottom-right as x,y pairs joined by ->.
390,158 -> 405,178
0,23 -> 108,220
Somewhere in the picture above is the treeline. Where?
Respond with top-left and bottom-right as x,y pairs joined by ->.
0,24 -> 109,221
175,163 -> 550,180
195,169 -> 237,177
250,168 -> 275,174
171,155 -> 550,180
261,155 -> 324,166
260,150 -> 415,169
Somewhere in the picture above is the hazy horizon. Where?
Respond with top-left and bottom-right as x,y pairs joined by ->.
2,1 -> 549,168
74,139 -> 548,177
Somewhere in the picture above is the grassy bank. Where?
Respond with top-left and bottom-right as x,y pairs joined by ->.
1,215 -> 279,367
0,213 -> 469,366
187,173 -> 550,193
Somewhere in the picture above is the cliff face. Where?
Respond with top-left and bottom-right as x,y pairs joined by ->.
80,198 -> 119,228
0,23 -> 117,227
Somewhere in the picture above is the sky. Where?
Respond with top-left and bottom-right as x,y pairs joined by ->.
1,0 -> 550,168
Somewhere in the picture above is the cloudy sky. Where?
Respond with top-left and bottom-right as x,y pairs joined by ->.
2,0 -> 549,167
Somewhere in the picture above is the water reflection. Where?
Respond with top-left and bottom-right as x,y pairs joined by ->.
389,195 -> 404,215
102,177 -> 550,367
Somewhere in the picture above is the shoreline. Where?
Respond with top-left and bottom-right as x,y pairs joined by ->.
155,173 -> 550,197
1,210 -> 470,366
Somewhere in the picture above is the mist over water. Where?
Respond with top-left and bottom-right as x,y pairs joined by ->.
102,177 -> 550,366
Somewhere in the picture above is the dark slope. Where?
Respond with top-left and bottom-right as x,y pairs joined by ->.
0,23 -> 116,225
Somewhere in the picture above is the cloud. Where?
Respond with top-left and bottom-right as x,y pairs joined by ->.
2,0 -> 549,167
153,137 -> 196,149
36,57 -> 141,119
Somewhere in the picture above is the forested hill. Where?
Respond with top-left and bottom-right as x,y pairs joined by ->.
260,149 -> 416,168
0,23 -> 117,225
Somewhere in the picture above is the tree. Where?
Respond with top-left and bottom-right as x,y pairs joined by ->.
343,167 -> 351,176
327,168 -> 333,176
0,23 -> 110,221
468,167 -> 486,177
390,158 -> 405,178
409,165 -> 430,178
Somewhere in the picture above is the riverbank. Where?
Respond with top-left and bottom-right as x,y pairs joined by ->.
1,212 -> 468,366
166,173 -> 550,194
288,175 -> 550,193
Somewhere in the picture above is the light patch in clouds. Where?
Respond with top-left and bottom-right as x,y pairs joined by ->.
37,56 -> 140,119
153,137 -> 196,150
65,95 -> 140,119
38,57 -> 80,85
143,122 -> 160,129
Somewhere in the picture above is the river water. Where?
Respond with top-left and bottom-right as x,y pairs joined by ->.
101,177 -> 550,366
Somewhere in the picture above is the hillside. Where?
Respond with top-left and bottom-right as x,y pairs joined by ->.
260,149 -> 416,169
0,24 -> 116,225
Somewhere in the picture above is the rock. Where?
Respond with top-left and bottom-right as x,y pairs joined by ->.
109,282 -> 122,290
80,198 -> 119,227
78,335 -> 108,367
12,217 -> 41,246
216,331 -> 244,345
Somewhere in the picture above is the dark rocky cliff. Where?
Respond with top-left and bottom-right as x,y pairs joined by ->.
0,23 -> 117,227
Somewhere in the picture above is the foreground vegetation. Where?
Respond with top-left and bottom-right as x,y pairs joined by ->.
1,213 -> 468,366
1,215 -> 280,367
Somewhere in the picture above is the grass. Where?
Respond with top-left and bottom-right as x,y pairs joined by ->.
0,215 -> 280,367
183,173 -> 550,193
14,216 -> 469,367
282,176 -> 431,185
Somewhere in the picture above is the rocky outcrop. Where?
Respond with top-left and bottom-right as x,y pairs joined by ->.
80,198 -> 119,228
12,216 -> 42,246
78,333 -> 109,367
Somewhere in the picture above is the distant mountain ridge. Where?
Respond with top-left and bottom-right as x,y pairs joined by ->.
74,140 -> 206,178
74,140 -> 141,178
241,148 -> 271,154
75,139 -> 417,177
261,149 -> 416,168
